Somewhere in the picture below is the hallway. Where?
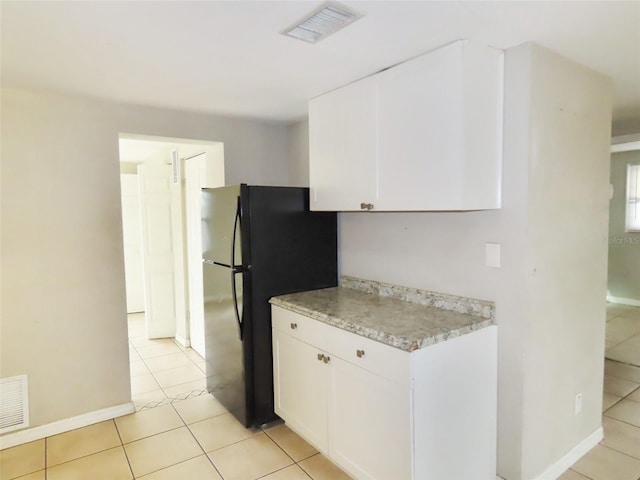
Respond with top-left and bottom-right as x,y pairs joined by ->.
128,313 -> 208,411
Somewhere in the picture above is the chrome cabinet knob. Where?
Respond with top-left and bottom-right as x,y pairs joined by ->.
356,349 -> 365,358
317,353 -> 325,361
360,202 -> 374,211
290,323 -> 298,330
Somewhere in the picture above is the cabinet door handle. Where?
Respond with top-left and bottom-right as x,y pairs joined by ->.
360,202 -> 374,211
323,355 -> 331,364
290,323 -> 298,330
317,353 -> 325,361
356,349 -> 365,358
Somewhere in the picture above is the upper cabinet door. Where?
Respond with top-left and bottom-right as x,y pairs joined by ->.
309,77 -> 378,211
309,40 -> 503,212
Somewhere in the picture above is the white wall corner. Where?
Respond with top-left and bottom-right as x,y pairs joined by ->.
175,334 -> 191,348
531,427 -> 603,480
0,402 -> 134,450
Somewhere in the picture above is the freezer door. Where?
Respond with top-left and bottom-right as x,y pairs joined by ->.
203,262 -> 248,425
201,185 -> 242,266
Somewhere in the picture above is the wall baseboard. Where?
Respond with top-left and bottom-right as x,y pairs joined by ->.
531,427 -> 603,480
175,334 -> 190,348
607,295 -> 640,307
0,402 -> 134,450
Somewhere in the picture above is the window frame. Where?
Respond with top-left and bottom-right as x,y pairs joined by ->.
626,163 -> 640,233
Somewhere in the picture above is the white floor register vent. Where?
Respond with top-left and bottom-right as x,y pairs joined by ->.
0,374 -> 29,434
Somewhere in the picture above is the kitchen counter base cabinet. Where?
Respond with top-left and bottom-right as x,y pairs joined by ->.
271,305 -> 497,480
329,356 -> 412,480
272,327 -> 329,454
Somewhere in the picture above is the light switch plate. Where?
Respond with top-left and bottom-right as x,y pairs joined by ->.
485,243 -> 501,268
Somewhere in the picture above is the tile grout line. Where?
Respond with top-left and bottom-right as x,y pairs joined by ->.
260,427 -> 298,466
597,443 -> 640,464
175,403 -> 227,480
111,419 -> 136,480
258,430 -> 315,480
568,467 -> 596,480
128,338 -> 163,402
603,410 -> 640,429
127,314 -> 208,409
40,423 -> 130,475
597,439 -> 640,463
605,357 -> 640,370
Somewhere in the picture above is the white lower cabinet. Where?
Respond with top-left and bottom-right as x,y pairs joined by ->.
329,357 -> 412,480
272,328 -> 329,453
271,305 -> 497,480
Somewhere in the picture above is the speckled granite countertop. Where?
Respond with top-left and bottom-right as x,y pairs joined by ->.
270,276 -> 495,352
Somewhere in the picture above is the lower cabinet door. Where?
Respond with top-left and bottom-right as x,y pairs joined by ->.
328,357 -> 412,480
272,329 -> 329,453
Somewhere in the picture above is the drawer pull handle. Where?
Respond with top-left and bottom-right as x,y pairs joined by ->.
317,353 -> 325,361
290,323 -> 298,330
356,349 -> 365,358
323,356 -> 331,364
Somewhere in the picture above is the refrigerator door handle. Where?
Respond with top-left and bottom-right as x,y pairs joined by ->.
203,258 -> 234,269
231,270 -> 243,340
231,196 -> 244,340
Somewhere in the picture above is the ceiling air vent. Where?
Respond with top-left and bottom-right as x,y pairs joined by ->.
282,2 -> 363,44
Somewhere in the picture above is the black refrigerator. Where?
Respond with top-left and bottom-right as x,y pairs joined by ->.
201,184 -> 337,427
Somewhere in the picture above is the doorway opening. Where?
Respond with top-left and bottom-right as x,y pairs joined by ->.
118,133 -> 225,408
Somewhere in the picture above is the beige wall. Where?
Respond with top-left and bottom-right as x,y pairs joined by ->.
0,88 -> 290,431
286,118 -> 310,188
519,45 -> 611,478
608,149 -> 640,303
288,44 -> 611,479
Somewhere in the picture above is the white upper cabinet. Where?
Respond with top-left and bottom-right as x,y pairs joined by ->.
309,77 -> 378,211
309,40 -> 503,211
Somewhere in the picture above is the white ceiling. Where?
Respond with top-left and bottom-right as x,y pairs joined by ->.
2,1 -> 639,130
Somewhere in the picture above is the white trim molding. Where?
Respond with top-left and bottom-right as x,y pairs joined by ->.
611,134 -> 640,153
0,402 -> 134,450
532,427 -> 603,480
607,295 -> 640,307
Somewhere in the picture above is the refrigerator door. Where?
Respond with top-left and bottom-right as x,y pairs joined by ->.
201,185 -> 243,267
203,261 -> 249,426
202,184 -> 250,426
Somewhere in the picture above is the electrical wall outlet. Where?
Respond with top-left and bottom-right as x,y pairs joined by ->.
575,393 -> 583,415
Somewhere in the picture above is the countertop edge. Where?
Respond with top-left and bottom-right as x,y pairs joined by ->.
270,294 -> 495,352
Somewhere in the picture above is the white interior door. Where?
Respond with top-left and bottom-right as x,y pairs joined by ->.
185,154 -> 207,356
138,164 -> 177,339
120,174 -> 145,313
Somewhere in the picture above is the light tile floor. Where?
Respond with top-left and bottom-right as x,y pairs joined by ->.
2,307 -> 639,480
0,394 -> 350,480
560,304 -> 640,480
127,313 -> 209,411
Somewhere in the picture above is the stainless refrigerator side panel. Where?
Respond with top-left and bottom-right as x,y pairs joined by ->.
201,185 -> 241,265
203,262 -> 248,425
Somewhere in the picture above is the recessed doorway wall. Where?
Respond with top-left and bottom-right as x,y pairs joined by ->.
118,134 -> 225,356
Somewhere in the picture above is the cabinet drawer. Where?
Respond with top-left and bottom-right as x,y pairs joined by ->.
272,305 -> 329,351
326,327 -> 411,386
